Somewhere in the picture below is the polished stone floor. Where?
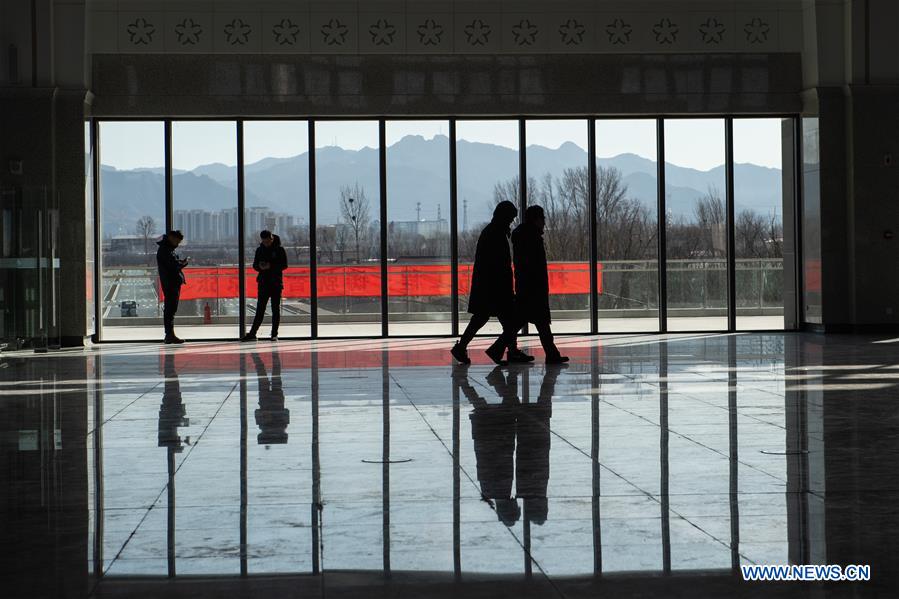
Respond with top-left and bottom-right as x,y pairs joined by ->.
3,333 -> 899,598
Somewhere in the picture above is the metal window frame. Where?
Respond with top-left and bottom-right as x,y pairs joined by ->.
90,119 -> 103,343
379,120 -> 389,338
588,119 -> 599,335
725,117 -> 737,332
237,120 -> 247,336
656,118 -> 668,334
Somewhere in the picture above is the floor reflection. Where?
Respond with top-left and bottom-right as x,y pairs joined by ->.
4,334 -> 899,597
459,364 -> 556,528
252,351 -> 289,445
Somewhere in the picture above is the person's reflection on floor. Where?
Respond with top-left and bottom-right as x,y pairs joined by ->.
158,352 -> 188,451
456,364 -> 560,527
517,364 -> 561,525
252,350 -> 289,445
467,365 -> 520,525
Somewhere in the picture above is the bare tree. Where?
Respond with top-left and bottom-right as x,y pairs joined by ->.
135,215 -> 157,265
287,225 -> 309,263
339,183 -> 371,263
336,223 -> 350,263
316,225 -> 336,264
489,166 -> 659,310
491,175 -> 538,222
735,210 -> 783,259
693,186 -> 726,257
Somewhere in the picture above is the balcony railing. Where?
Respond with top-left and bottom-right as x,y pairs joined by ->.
100,259 -> 784,325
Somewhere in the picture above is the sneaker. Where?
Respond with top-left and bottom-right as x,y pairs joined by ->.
450,343 -> 471,364
241,334 -> 257,342
164,336 -> 185,345
545,354 -> 569,365
269,335 -> 279,342
485,343 -> 508,366
508,348 -> 535,363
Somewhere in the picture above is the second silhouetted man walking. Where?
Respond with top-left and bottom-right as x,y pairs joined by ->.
243,230 -> 288,342
512,205 -> 569,364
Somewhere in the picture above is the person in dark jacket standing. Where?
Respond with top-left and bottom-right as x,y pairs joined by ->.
511,206 -> 568,364
156,230 -> 188,344
451,201 -> 533,365
242,230 -> 288,341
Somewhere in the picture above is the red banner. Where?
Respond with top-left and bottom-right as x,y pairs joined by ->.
164,263 -> 603,301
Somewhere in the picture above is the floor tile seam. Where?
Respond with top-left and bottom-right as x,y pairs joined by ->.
87,381 -> 163,436
100,381 -> 239,576
599,396 -> 789,486
666,506 -> 760,566
667,385 -> 790,432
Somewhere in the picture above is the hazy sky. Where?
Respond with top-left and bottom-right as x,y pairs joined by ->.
99,118 -> 783,172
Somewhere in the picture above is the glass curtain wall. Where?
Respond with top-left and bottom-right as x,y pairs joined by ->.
93,117 -> 794,340
97,121 -> 166,341
171,121 -> 239,340
455,120 -> 520,337
242,121 -> 311,338
733,119 -> 785,330
664,119 -> 728,331
525,120 -> 590,334
314,121 -> 382,337
595,120 -> 660,332
386,121 -> 452,336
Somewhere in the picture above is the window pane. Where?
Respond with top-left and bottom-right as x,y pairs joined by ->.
456,120 -> 519,337
386,121 -> 451,336
664,119 -> 728,331
525,120 -> 590,333
314,121 -> 382,337
98,121 -> 166,340
595,120 -> 660,332
243,121 -> 310,338
171,121 -> 239,339
733,119 -> 785,330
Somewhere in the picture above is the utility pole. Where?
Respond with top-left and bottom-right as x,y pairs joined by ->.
416,201 -> 421,222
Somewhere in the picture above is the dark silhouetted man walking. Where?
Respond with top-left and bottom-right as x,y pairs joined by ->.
156,230 -> 188,344
512,205 -> 569,364
452,201 -> 533,365
243,230 -> 288,342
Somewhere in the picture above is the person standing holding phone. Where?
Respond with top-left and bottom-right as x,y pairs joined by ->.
242,230 -> 288,342
156,230 -> 189,344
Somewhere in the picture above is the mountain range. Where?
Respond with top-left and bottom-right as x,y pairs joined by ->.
100,135 -> 783,236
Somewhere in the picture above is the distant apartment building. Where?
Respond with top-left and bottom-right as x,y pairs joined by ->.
174,207 -> 297,243
389,218 -> 448,238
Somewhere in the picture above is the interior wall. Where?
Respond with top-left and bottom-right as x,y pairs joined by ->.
800,0 -> 899,330
90,52 -> 803,118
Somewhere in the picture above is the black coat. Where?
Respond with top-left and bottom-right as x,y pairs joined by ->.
253,244 -> 288,289
466,220 -> 514,316
511,222 -> 551,324
156,238 -> 185,289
